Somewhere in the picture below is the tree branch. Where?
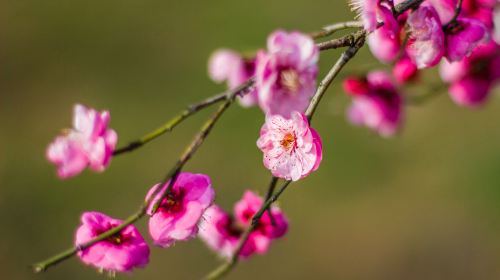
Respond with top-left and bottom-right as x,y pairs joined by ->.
306,33 -> 366,121
310,21 -> 363,39
34,0 -> 426,273
31,78 -> 255,273
444,0 -> 463,29
113,90 -> 240,156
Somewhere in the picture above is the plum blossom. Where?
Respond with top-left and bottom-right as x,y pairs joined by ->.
393,55 -> 419,83
257,111 -> 322,181
199,191 -> 288,259
439,41 -> 500,106
444,17 -> 490,61
406,5 -> 445,68
75,211 -> 150,273
255,30 -> 319,117
367,4 -> 403,63
46,104 -> 117,179
343,71 -> 403,137
146,172 -> 215,247
208,49 -> 258,107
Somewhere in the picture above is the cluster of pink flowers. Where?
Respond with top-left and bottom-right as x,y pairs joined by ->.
343,0 -> 499,136
199,191 -> 288,259
44,0 -> 499,274
209,31 -> 324,180
73,178 -> 289,273
47,104 -> 117,179
74,172 -> 218,273
209,31 -> 319,117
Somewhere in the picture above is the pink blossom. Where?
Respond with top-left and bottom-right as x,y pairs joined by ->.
208,49 -> 258,107
439,41 -> 500,106
46,104 -> 117,179
75,211 -> 149,273
444,17 -> 490,61
367,5 -> 402,63
255,30 -> 319,117
406,5 -> 445,68
393,55 -> 419,83
146,172 -> 215,247
257,111 -> 322,181
343,71 -> 403,137
199,191 -> 288,259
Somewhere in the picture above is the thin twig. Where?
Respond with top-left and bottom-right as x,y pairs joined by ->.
31,79 -> 255,273
306,33 -> 366,121
317,29 -> 365,51
310,21 -> 363,39
444,0 -> 463,29
394,0 -> 424,16
263,176 -> 279,226
204,180 -> 292,280
150,79 -> 254,213
113,91 -> 237,156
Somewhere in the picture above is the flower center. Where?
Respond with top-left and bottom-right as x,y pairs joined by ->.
280,132 -> 296,151
108,234 -> 125,245
159,190 -> 185,214
280,69 -> 301,93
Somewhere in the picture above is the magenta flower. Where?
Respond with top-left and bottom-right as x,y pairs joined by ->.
439,41 -> 500,106
406,5 -> 445,69
343,71 -> 403,137
146,172 -> 215,247
46,104 -> 118,179
199,191 -> 288,259
393,55 -> 419,83
257,111 -> 322,181
444,17 -> 490,62
367,4 -> 402,63
255,30 -> 319,117
75,211 -> 150,273
208,49 -> 258,107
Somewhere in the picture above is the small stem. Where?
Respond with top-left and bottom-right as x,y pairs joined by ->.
112,91 -> 239,156
306,33 -> 366,121
317,30 -> 365,51
444,0 -> 463,29
150,82 -> 249,213
204,180 -> 292,280
32,78 -> 255,273
394,0 -> 424,16
310,21 -> 363,39
264,176 -> 279,226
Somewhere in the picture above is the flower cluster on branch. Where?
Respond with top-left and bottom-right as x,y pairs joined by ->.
33,0 -> 499,278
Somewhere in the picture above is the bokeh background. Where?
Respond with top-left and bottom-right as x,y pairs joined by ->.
2,0 -> 500,279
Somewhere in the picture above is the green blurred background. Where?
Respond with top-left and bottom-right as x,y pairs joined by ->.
2,0 -> 500,279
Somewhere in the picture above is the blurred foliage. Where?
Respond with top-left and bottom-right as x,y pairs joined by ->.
1,0 -> 500,279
